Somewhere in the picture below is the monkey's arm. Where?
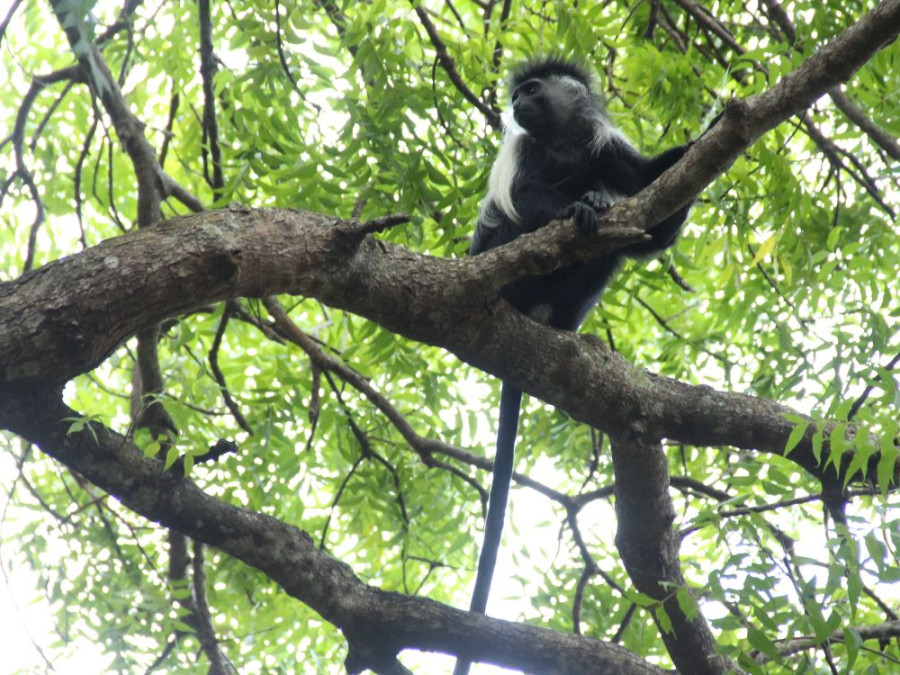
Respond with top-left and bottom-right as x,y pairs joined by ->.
625,144 -> 692,257
640,144 -> 690,182
591,139 -> 689,195
471,181 -> 598,256
626,202 -> 691,257
513,179 -> 596,233
589,140 -> 692,258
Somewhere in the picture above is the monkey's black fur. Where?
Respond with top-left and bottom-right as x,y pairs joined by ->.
456,57 -> 693,674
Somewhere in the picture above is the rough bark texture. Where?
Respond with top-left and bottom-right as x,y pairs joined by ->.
1,206 -> 893,488
612,434 -> 735,674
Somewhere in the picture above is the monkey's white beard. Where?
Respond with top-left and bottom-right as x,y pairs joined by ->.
588,110 -> 628,154
482,116 -> 526,226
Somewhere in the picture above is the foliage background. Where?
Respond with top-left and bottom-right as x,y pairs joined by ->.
1,0 -> 898,673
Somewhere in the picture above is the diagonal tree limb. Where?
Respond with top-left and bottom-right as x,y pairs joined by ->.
631,0 -> 900,236
1,205 -> 895,488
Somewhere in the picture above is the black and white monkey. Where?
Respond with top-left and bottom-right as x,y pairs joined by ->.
456,57 -> 694,672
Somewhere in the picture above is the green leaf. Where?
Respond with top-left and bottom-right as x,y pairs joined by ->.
826,226 -> 842,251
746,625 -> 779,659
750,234 -> 777,265
876,436 -> 899,495
164,447 -> 180,470
810,426 -> 825,466
843,429 -> 876,486
143,440 -> 162,458
654,605 -> 673,635
675,586 -> 698,621
826,423 -> 847,471
783,415 -> 810,457
844,626 -> 862,670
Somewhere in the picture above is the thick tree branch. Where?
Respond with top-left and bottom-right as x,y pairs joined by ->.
635,0 -> 900,232
0,205 -> 894,488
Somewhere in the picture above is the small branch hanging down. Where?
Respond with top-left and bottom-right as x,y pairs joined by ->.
191,541 -> 237,675
47,0 -> 203,219
412,4 -> 501,128
208,301 -> 253,434
2,67 -> 84,271
198,0 -> 224,198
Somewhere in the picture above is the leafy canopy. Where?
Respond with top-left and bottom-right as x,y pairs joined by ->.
0,0 -> 898,673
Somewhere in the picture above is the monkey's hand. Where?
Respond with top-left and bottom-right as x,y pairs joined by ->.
562,191 -> 612,236
581,190 -> 613,215
561,201 -> 597,235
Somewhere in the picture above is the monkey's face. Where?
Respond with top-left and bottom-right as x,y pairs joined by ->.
511,78 -> 554,137
511,76 -> 591,144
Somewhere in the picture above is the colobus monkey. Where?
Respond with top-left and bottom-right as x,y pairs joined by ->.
455,57 -> 693,674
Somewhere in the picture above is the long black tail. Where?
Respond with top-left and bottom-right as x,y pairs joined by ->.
453,382 -> 522,675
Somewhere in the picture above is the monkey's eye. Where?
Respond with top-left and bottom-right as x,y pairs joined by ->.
513,81 -> 540,102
